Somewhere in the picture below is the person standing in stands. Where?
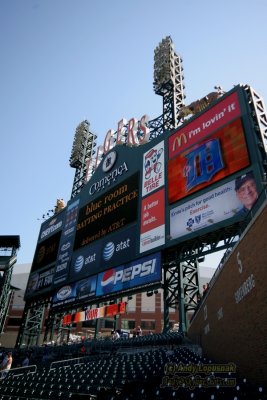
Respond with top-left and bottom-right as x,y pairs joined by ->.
0,352 -> 13,378
136,326 -> 142,336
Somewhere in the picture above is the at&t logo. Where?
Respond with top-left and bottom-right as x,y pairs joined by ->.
74,255 -> 84,272
102,239 -> 130,261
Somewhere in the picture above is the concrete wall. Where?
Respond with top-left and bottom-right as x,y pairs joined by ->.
188,201 -> 267,385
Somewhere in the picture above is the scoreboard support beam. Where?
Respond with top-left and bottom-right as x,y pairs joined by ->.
15,304 -> 45,348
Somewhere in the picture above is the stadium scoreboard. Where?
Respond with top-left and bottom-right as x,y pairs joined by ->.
25,85 -> 267,309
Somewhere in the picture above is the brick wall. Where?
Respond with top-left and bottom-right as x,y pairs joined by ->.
188,201 -> 267,385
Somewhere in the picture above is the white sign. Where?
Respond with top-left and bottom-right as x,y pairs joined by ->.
170,179 -> 243,240
142,141 -> 165,197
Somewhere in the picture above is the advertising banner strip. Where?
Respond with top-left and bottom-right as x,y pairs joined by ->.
168,91 -> 241,158
62,302 -> 127,325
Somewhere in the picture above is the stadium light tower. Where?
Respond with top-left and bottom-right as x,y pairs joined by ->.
153,36 -> 185,131
69,120 -> 97,198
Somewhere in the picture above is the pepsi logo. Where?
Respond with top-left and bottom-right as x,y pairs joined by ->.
101,269 -> 116,293
99,257 -> 157,295
74,255 -> 84,273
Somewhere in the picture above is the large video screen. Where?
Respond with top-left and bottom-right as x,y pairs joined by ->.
168,91 -> 241,158
168,118 -> 250,204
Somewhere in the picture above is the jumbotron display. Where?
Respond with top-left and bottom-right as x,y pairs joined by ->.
25,85 -> 266,309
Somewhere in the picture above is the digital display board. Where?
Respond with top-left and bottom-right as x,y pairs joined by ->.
168,118 -> 250,203
168,91 -> 241,158
74,172 -> 139,250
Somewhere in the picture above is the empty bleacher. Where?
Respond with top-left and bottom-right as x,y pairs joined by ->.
0,332 -> 266,399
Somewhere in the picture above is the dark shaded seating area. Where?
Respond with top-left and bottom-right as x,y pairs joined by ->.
0,333 -> 266,399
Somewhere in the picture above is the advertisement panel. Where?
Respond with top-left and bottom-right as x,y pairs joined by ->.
96,252 -> 161,297
140,188 -> 165,253
74,173 -> 139,250
68,241 -> 102,282
68,221 -> 144,283
142,141 -> 165,197
75,275 -> 97,301
26,265 -> 55,297
100,224 -> 137,270
169,171 -> 258,240
168,118 -> 250,204
53,198 -> 80,286
38,211 -> 65,242
52,274 -> 97,307
168,91 -> 241,158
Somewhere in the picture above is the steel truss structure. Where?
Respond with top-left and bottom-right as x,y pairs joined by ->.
244,85 -> 267,169
15,41 -> 267,347
0,236 -> 20,337
16,303 -> 46,347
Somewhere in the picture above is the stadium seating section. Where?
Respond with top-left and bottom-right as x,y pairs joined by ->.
0,332 -> 266,399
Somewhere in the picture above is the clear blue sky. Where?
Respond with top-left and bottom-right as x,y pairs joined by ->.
1,0 -> 267,268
